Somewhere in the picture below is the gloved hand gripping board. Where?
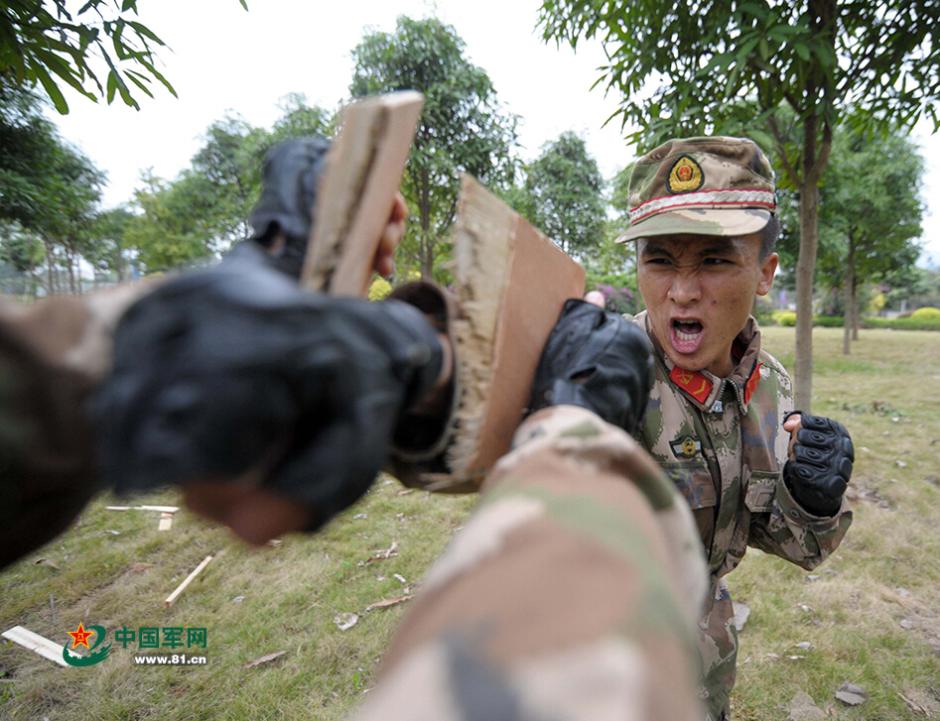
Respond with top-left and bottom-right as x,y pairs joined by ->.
303,93 -> 585,491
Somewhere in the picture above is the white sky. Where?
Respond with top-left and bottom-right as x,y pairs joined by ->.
49,0 -> 940,267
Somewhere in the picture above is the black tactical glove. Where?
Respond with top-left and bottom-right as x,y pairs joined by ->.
92,245 -> 444,532
529,299 -> 654,435
783,413 -> 854,517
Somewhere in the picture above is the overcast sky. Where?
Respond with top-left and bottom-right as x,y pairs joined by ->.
49,0 -> 940,267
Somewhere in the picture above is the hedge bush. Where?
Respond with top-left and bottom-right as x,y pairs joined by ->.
762,312 -> 940,331
864,316 -> 940,331
911,306 -> 940,321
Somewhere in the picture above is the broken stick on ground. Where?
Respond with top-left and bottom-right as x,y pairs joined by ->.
164,555 -> 214,608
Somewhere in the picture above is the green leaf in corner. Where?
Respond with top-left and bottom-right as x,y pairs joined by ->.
33,64 -> 71,114
106,69 -> 118,103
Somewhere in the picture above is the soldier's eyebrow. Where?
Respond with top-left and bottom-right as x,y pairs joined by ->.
698,243 -> 739,257
640,241 -> 674,258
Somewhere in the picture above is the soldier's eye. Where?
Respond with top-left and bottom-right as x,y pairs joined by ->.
703,258 -> 730,266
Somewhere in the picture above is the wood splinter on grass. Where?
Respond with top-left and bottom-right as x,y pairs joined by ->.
164,555 -> 214,608
106,505 -> 180,513
158,512 -> 173,531
2,625 -> 70,667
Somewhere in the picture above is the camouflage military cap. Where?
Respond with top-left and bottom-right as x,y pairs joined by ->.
617,136 -> 776,242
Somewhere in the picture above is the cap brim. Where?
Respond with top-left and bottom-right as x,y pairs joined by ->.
616,208 -> 771,243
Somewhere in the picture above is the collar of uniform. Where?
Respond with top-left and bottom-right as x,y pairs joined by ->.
637,311 -> 764,414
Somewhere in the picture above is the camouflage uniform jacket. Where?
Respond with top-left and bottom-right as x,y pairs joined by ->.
633,311 -> 853,718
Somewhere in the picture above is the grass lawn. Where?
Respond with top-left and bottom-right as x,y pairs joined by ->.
1,327 -> 938,720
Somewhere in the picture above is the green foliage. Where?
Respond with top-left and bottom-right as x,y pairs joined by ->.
865,316 -> 940,331
812,315 -> 844,328
0,0 -> 247,114
1,1 -> 173,113
910,306 -> 940,320
582,221 -> 637,296
123,96 -> 332,274
524,131 -> 605,256
350,16 -> 518,280
125,172 -> 218,272
0,84 -> 109,292
368,276 -> 392,301
767,312 -> 940,331
0,223 -> 44,273
539,1 -> 940,145
267,93 -> 335,146
817,129 -> 923,288
87,207 -> 134,280
773,310 -> 797,326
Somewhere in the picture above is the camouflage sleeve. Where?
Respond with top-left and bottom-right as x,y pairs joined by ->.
350,405 -> 707,721
745,357 -> 853,570
748,476 -> 853,570
0,282 -> 155,568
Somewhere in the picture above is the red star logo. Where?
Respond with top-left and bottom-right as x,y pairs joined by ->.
68,622 -> 94,649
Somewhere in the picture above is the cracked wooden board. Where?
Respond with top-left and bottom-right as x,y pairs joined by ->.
444,175 -> 585,485
302,91 -> 423,296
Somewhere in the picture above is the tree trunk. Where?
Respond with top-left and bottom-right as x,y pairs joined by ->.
420,233 -> 433,280
795,179 -> 819,410
419,166 -> 433,280
851,277 -> 860,340
66,249 -> 77,294
842,234 -> 854,355
44,239 -> 56,295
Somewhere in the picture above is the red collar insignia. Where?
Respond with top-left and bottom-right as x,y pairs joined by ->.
669,366 -> 713,404
744,362 -> 762,405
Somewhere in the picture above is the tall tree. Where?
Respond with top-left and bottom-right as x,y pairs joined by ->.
124,97 -> 332,273
190,116 -> 264,245
88,207 -> 135,282
539,0 -> 940,410
816,130 -> 923,353
524,131 -> 606,256
125,171 -> 218,273
350,16 -> 518,280
0,85 -> 104,293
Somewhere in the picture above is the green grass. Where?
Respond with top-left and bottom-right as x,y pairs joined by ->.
2,328 -> 938,720
731,328 -> 940,720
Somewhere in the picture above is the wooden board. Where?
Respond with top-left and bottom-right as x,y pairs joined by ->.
446,176 -> 585,482
302,91 -> 423,296
2,625 -> 70,667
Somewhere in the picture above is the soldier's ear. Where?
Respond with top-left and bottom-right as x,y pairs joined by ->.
756,252 -> 778,296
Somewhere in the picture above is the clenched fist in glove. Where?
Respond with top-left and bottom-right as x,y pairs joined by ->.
782,413 -> 854,517
529,299 -> 654,435
93,244 -> 447,538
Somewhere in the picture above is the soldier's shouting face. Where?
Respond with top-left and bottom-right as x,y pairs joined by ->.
637,233 -> 778,377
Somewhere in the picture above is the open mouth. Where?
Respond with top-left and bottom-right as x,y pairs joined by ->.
670,318 -> 704,354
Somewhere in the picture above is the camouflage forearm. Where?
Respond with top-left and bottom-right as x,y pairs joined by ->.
352,406 -> 707,721
0,282 -> 156,567
748,476 -> 853,570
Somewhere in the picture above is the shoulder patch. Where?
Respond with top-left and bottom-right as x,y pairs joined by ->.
670,435 -> 702,459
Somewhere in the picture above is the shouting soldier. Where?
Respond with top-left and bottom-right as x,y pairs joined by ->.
618,136 -> 855,720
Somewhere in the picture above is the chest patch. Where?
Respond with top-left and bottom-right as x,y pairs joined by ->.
670,435 -> 702,459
